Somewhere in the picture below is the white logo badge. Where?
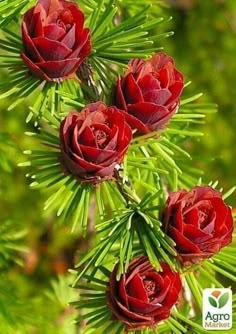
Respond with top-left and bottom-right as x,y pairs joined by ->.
202,288 -> 232,330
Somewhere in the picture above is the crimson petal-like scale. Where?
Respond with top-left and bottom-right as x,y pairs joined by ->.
110,297 -> 152,323
23,7 -> 35,34
166,82 -> 184,106
60,24 -> 76,49
150,111 -> 176,131
69,151 -> 102,173
26,10 -> 44,38
115,77 -> 128,111
168,204 -> 184,232
127,103 -> 169,126
138,74 -> 161,94
22,22 -> 44,62
69,5 -> 84,38
163,288 -> 181,308
128,58 -> 146,75
61,153 -> 87,176
184,207 -> 200,228
68,28 -> 90,58
78,126 -> 96,148
61,112 -> 78,141
104,127 -> 118,151
71,124 -> 83,156
33,37 -> 72,60
210,198 -> 230,232
158,67 -> 171,88
21,53 -> 51,81
43,23 -> 65,40
143,89 -> 172,105
79,145 -> 115,164
127,295 -> 161,314
123,74 -> 143,104
40,0 -> 62,13
118,275 -> 129,308
120,111 -> 150,133
170,226 -> 200,253
202,216 -> 215,234
183,225 -> 213,243
127,274 -> 148,302
36,58 -> 82,79
225,207 -> 234,231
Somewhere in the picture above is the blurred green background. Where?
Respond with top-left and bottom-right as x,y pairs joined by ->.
0,0 -> 235,332
162,0 -> 236,205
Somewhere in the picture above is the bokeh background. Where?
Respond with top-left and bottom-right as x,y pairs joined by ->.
0,0 -> 235,332
162,0 -> 236,205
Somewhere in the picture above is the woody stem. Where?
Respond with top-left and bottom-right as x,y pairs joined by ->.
76,60 -> 100,102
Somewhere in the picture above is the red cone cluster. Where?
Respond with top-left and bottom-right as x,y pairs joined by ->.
21,0 -> 91,81
162,186 -> 234,266
60,102 -> 132,182
107,256 -> 182,331
114,53 -> 184,134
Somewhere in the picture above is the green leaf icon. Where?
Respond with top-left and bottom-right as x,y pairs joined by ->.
208,296 -> 218,308
218,292 -> 229,308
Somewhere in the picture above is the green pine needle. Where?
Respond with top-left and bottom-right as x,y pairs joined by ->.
19,125 -> 95,233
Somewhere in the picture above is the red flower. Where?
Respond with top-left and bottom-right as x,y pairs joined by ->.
59,102 -> 132,183
21,0 -> 91,81
114,52 -> 184,134
162,186 -> 234,266
107,256 -> 181,331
